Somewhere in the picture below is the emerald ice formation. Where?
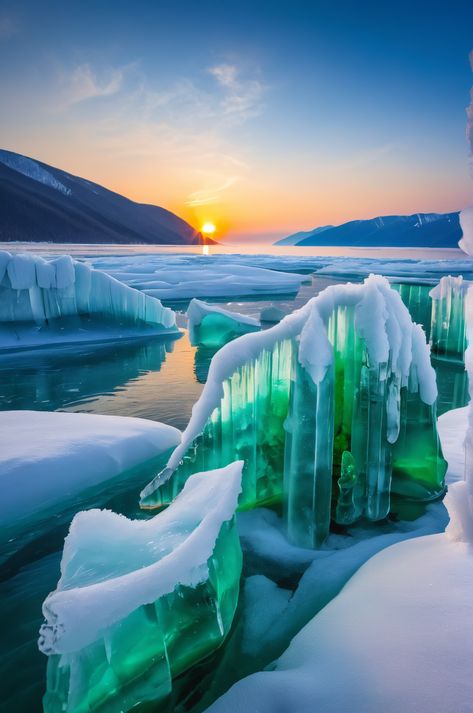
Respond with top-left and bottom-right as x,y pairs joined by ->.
141,275 -> 447,547
39,462 -> 243,713
0,252 -> 177,333
393,276 -> 467,361
187,298 -> 260,348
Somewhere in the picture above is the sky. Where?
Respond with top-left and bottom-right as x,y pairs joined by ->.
0,0 -> 473,243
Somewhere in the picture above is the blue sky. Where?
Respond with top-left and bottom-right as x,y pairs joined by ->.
0,0 -> 472,240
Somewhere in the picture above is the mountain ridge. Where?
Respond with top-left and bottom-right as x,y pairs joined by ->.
0,149 -> 208,245
275,212 -> 462,248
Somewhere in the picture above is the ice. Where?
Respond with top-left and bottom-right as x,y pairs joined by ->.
187,298 -> 260,348
92,259 -> 307,300
141,275 -> 446,547
39,461 -> 243,713
428,275 -> 468,360
0,411 -> 181,562
260,305 -> 287,323
445,282 -> 473,543
0,252 -> 178,349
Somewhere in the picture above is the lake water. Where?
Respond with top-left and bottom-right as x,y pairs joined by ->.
0,247 -> 469,712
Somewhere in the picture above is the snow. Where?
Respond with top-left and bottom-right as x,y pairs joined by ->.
0,252 -> 178,349
187,298 -> 260,329
86,256 -> 308,300
0,149 -> 71,196
208,532 -> 473,713
437,407 -> 468,485
162,274 -> 437,475
39,461 -> 243,655
0,411 -> 180,554
459,205 -> 473,256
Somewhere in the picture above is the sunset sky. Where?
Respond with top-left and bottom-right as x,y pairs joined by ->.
1,0 -> 473,242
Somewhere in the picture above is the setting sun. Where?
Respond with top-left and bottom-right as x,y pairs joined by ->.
201,222 -> 216,235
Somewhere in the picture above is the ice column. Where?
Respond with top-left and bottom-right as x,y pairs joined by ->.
141,276 -> 446,548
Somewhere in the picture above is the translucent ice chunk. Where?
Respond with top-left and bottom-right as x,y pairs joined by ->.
141,275 -> 446,547
39,461 -> 243,713
187,298 -> 260,348
0,252 -> 178,344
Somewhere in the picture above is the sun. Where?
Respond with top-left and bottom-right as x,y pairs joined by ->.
201,221 -> 216,235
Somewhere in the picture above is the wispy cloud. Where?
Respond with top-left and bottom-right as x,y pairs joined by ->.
467,50 -> 473,160
186,176 -> 240,206
58,63 -> 124,107
209,63 -> 265,120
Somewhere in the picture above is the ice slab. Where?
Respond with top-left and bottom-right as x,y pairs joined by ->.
0,411 -> 181,561
39,461 -> 243,713
141,275 -> 446,548
187,298 -> 260,348
88,255 -> 308,300
0,252 -> 178,350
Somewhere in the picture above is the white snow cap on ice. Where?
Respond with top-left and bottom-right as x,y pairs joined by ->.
39,461 -> 243,655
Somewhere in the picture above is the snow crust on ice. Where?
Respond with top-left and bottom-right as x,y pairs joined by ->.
0,252 -> 178,346
187,298 -> 260,329
39,461 -> 243,655
162,274 -> 437,474
0,411 -> 181,534
0,150 -> 72,196
209,531 -> 473,713
88,256 -> 308,300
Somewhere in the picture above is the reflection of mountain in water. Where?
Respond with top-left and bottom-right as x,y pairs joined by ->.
0,336 -> 179,412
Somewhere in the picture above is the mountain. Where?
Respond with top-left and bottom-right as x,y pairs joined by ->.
0,149 -> 208,245
275,213 -> 462,248
276,225 -> 333,246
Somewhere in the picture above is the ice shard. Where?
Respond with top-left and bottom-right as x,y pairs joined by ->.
187,298 -> 260,348
141,275 -> 447,547
0,252 -> 177,341
429,275 -> 468,361
39,461 -> 243,713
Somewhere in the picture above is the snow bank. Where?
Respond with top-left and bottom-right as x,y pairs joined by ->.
187,298 -> 260,347
0,411 -> 180,556
0,252 -> 177,346
39,461 -> 243,655
208,532 -> 473,713
459,205 -> 473,255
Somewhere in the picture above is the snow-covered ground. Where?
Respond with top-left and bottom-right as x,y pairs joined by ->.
0,411 -> 180,562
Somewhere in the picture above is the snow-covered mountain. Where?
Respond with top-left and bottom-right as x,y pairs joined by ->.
0,149 -> 206,245
275,213 -> 462,248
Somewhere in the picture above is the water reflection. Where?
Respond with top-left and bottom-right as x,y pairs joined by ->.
0,332 -> 203,430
